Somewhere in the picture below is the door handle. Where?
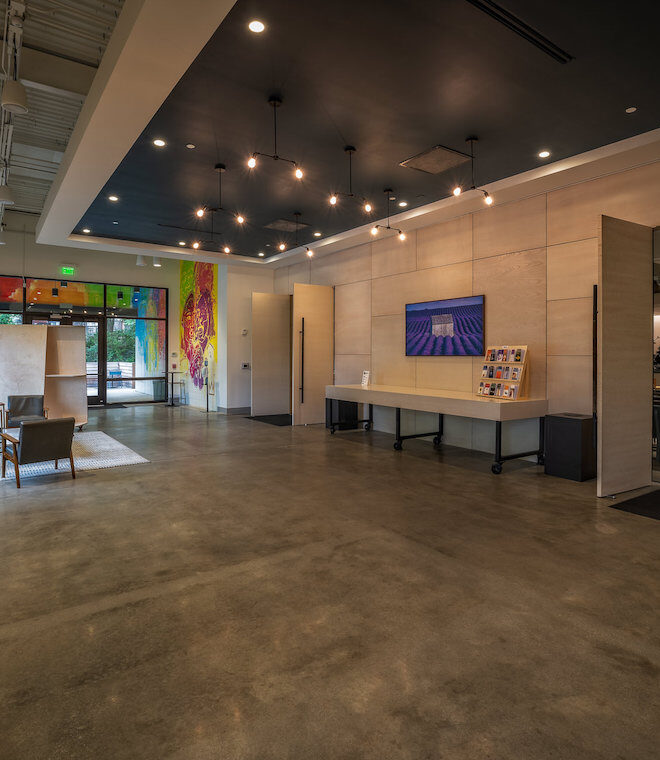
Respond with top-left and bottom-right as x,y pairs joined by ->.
299,316 -> 304,404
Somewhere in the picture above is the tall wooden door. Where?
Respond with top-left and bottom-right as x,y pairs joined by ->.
292,283 -> 334,425
251,293 -> 291,416
597,215 -> 653,497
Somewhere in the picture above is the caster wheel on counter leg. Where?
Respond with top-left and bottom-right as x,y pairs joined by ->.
491,462 -> 503,475
393,440 -> 403,451
433,436 -> 441,446
364,422 -> 371,431
330,428 -> 335,435
537,454 -> 545,466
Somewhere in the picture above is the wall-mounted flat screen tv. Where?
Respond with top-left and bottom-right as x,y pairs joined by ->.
405,295 -> 484,356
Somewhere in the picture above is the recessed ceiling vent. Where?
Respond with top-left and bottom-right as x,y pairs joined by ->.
465,0 -> 573,64
400,144 -> 470,175
265,218 -> 310,232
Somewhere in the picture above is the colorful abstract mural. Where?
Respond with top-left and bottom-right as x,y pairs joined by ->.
0,276 -> 23,311
180,261 -> 217,390
107,285 -> 167,318
25,278 -> 104,313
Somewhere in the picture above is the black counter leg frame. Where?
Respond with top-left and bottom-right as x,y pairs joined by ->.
491,417 -> 545,474
329,403 -> 373,434
393,408 -> 444,451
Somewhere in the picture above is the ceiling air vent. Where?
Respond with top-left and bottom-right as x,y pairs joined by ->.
465,0 -> 573,64
265,218 -> 310,232
400,144 -> 470,175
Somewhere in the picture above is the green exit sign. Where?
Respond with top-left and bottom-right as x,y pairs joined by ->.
61,266 -> 76,277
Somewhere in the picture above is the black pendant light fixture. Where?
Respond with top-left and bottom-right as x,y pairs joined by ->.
247,96 -> 304,180
451,137 -> 493,206
370,189 -> 406,241
194,163 -> 247,224
328,146 -> 373,213
161,163 -> 241,253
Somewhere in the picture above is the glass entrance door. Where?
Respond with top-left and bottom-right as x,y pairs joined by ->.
72,319 -> 104,405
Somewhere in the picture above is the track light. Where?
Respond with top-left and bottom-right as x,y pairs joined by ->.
1,79 -> 28,115
196,208 -> 205,218
364,202 -> 372,213
294,166 -> 303,179
306,247 -> 314,257
329,195 -> 338,206
247,155 -> 257,169
278,243 -> 286,251
370,189 -> 406,241
483,191 -> 493,206
223,246 -> 231,254
453,186 -> 462,197
193,242 -> 200,249
236,214 -> 245,224
370,226 -> 378,236
398,232 -> 406,241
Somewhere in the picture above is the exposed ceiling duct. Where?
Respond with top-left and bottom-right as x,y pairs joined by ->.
1,0 -> 124,215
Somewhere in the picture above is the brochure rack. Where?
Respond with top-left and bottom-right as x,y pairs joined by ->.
477,345 -> 529,400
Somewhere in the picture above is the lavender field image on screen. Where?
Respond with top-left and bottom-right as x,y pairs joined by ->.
406,296 -> 484,356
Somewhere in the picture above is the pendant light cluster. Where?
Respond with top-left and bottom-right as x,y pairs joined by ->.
247,96 -> 304,180
370,189 -> 406,241
194,163 -> 247,227
451,137 -> 494,206
328,146 -> 374,214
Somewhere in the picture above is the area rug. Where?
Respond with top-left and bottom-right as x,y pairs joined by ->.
1,431 -> 148,482
246,414 -> 292,427
611,489 -> 660,520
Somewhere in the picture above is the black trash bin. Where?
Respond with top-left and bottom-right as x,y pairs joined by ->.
544,413 -> 596,481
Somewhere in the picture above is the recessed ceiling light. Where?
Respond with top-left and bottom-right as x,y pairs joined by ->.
192,242 -> 200,249
153,138 -> 166,147
258,252 -> 265,257
112,220 -> 119,224
398,201 -> 408,208
625,106 -> 637,114
278,243 -> 286,251
389,195 -> 396,201
196,208 -> 205,218
108,194 -> 119,202
82,228 -> 91,233
313,231 -> 322,237
186,143 -> 195,149
223,246 -> 231,254
538,150 -> 551,158
452,186 -> 462,197
178,241 -> 186,246
248,20 -> 265,33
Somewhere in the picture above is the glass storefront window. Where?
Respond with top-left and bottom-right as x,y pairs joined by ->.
0,275 -> 24,312
0,313 -> 22,324
106,285 -> 166,318
107,317 -> 166,377
25,278 -> 104,314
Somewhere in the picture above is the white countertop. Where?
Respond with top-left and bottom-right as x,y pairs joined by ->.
325,384 -> 547,421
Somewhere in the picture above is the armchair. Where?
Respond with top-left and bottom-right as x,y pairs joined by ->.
1,418 -> 75,488
1,395 -> 48,429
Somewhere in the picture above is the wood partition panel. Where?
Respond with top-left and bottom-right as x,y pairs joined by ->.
251,293 -> 291,416
598,215 -> 653,497
292,283 -> 334,425
0,325 -> 47,402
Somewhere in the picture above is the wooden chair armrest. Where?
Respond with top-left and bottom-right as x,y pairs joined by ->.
0,430 -> 19,444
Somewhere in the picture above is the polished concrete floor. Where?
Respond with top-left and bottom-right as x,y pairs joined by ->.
0,406 -> 658,759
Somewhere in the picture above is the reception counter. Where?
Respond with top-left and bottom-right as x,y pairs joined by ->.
325,384 -> 548,474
